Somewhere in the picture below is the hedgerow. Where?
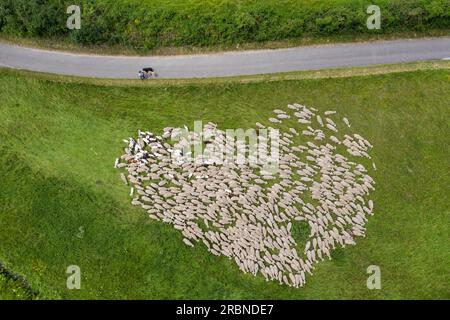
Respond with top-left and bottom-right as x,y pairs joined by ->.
0,0 -> 448,49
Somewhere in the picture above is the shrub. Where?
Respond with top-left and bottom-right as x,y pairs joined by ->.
0,0 -> 448,50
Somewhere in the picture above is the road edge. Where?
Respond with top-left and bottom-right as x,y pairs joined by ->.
1,60 -> 448,87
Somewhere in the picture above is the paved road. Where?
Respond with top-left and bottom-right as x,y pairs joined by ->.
0,38 -> 449,79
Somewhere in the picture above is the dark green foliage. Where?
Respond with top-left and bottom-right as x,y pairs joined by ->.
0,262 -> 38,299
0,0 -> 448,50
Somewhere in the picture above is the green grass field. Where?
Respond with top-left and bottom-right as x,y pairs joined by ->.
0,65 -> 449,299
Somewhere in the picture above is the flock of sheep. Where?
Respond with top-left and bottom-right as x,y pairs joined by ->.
115,103 -> 376,288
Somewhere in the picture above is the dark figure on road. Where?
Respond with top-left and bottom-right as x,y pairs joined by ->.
142,67 -> 154,73
139,67 -> 157,79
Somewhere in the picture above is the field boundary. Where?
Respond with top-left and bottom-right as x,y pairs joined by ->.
1,0 -> 448,53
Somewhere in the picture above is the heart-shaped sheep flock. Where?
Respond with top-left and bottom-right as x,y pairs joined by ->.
115,104 -> 375,288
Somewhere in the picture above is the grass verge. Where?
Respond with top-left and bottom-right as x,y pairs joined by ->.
1,30 -> 448,56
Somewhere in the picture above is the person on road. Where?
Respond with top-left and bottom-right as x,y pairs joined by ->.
142,67 -> 156,78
